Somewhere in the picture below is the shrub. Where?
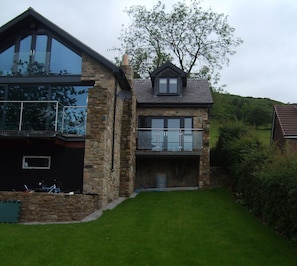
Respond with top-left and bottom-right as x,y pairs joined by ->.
213,121 -> 268,179
238,153 -> 297,241
214,122 -> 297,242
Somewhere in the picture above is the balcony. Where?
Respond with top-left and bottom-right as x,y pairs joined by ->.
0,101 -> 87,137
136,128 -> 203,156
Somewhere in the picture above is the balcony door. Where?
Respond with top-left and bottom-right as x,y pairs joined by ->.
151,118 -> 182,151
167,118 -> 181,151
151,118 -> 165,151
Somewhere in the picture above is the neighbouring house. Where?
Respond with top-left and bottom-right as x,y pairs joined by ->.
134,62 -> 213,189
271,105 -> 297,153
0,8 -> 213,222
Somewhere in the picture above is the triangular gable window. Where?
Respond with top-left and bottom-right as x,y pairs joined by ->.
0,34 -> 82,76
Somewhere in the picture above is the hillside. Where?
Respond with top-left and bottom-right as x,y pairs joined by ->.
209,91 -> 284,147
210,91 -> 283,127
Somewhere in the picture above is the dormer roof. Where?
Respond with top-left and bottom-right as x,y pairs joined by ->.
0,8 -> 131,90
150,62 -> 187,87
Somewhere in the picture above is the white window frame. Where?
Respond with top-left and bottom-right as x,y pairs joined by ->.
22,156 -> 51,169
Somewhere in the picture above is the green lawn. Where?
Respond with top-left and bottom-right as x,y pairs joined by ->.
0,189 -> 296,265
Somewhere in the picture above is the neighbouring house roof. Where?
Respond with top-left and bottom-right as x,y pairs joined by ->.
274,105 -> 297,137
134,79 -> 213,107
0,7 -> 131,90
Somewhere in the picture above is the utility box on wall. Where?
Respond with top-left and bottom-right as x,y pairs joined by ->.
0,200 -> 21,223
156,173 -> 167,188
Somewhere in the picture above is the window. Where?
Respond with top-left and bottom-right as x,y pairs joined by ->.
50,39 -> 82,75
0,33 -> 82,76
22,156 -> 51,169
0,45 -> 15,76
0,85 -> 88,132
158,78 -> 178,95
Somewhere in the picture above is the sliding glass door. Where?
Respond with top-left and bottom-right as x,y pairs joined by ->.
167,118 -> 181,151
149,117 -> 192,151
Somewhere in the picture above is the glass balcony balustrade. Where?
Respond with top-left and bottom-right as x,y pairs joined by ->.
137,128 -> 203,152
0,101 -> 86,135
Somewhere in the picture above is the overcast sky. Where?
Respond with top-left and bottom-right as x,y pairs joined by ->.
0,0 -> 296,103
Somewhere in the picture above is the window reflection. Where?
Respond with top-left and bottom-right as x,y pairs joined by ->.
34,35 -> 48,72
0,34 -> 82,76
5,85 -> 88,104
158,78 -> 178,94
0,85 -> 88,133
16,36 -> 32,75
159,78 -> 167,93
169,79 -> 178,93
0,46 -> 15,76
138,117 -> 195,151
50,39 -> 82,75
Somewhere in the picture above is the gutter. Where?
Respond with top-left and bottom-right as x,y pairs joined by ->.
113,68 -> 132,91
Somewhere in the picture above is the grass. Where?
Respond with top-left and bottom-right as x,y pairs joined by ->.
253,128 -> 272,146
0,189 -> 296,265
210,120 -> 272,148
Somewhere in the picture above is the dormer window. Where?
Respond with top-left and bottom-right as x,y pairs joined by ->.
150,62 -> 187,96
158,78 -> 178,95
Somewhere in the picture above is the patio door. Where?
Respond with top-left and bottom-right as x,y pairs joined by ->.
151,118 -> 164,151
167,118 -> 181,151
151,118 -> 181,151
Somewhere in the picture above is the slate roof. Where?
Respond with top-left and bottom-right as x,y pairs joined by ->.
133,79 -> 213,107
274,105 -> 297,136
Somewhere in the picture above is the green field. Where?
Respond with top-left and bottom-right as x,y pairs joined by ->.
0,189 -> 296,265
210,120 -> 272,148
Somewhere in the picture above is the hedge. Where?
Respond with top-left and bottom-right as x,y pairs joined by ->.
214,122 -> 297,242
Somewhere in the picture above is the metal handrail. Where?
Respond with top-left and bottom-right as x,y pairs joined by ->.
0,100 -> 87,135
61,105 -> 87,135
137,128 -> 203,151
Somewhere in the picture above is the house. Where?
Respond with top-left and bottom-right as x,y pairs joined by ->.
0,8 -> 212,222
134,62 -> 213,189
0,8 -> 136,222
271,105 -> 297,153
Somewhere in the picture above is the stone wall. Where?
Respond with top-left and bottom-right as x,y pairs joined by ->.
82,53 -> 123,207
0,192 -> 99,223
81,53 -> 136,207
119,62 -> 136,197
